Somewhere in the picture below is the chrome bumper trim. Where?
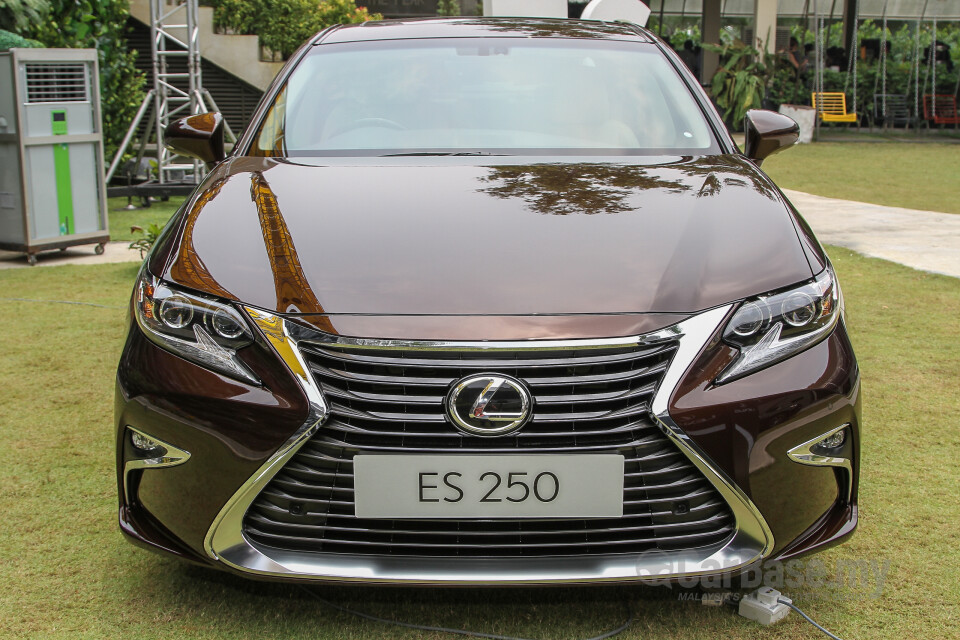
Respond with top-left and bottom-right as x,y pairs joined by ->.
204,305 -> 775,584
787,423 -> 853,503
123,426 -> 192,504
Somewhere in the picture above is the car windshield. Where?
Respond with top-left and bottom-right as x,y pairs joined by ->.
249,38 -> 718,156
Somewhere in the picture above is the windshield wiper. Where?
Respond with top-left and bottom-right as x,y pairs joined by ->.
379,151 -> 508,157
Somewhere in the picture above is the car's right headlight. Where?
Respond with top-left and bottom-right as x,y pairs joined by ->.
716,265 -> 841,384
133,269 -> 259,384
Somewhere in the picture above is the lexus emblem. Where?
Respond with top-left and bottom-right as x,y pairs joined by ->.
445,373 -> 532,436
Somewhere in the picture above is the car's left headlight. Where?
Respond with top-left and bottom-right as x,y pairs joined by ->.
717,265 -> 841,383
133,269 -> 259,384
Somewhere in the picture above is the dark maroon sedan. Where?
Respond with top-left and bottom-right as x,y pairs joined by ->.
116,17 -> 859,584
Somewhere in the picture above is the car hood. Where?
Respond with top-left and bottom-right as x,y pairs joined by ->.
157,155 -> 815,337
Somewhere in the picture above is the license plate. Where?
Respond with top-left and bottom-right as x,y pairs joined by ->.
353,454 -> 624,519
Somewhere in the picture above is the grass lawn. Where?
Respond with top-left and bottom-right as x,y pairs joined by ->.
0,246 -> 957,639
762,142 -> 960,214
106,197 -> 184,242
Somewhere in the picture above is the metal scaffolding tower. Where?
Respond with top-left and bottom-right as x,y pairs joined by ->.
151,0 -> 201,184
106,0 -> 233,194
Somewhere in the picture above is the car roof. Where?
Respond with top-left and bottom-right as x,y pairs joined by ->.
317,17 -> 654,45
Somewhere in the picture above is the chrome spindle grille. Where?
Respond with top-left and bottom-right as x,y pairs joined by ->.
243,339 -> 736,557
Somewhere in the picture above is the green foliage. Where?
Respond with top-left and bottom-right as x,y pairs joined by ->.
213,0 -> 381,58
858,20 -> 960,68
769,67 -> 809,108
218,0 -> 317,57
316,0 -> 379,28
788,23 -> 816,48
0,0 -> 49,32
723,21 -> 960,125
12,0 -> 145,163
128,222 -> 163,258
704,39 -> 780,130
212,0 -> 261,34
766,61 -> 959,123
437,0 -> 459,16
667,24 -> 701,50
646,15 -> 702,46
0,27 -> 43,49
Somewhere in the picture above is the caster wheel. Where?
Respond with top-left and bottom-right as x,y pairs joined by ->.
27,254 -> 37,266
94,243 -> 105,255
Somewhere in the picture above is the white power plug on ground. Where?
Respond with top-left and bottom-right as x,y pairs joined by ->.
738,587 -> 792,625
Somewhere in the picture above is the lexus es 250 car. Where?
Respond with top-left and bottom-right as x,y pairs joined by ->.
116,18 -> 860,585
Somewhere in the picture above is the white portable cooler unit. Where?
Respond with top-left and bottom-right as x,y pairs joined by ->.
0,48 -> 109,264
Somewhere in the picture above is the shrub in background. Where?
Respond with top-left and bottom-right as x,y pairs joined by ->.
703,39 -> 780,130
437,0 -> 460,16
710,21 -> 960,128
129,222 -> 163,258
0,28 -> 43,49
214,0 -> 381,59
316,0 -> 379,30
0,0 -> 47,33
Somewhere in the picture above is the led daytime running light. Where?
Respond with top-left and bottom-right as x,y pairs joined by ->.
133,270 -> 259,384
717,266 -> 840,383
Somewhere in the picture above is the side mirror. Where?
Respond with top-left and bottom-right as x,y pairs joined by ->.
743,110 -> 799,166
164,112 -> 225,168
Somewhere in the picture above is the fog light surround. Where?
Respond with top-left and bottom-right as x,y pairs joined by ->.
786,424 -> 852,502
123,427 -> 192,503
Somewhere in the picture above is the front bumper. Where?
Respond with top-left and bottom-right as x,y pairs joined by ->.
116,304 -> 860,585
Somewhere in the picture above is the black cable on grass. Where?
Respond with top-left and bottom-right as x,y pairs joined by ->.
778,599 -> 845,640
0,297 -> 124,310
299,586 -> 633,640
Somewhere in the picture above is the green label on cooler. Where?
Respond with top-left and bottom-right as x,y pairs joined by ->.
53,142 -> 74,235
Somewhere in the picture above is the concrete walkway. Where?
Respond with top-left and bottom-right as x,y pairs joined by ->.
0,241 -> 144,269
2,191 -> 958,278
783,189 -> 960,279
